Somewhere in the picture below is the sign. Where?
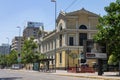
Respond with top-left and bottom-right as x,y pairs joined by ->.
17,57 -> 21,63
86,53 -> 96,58
95,53 -> 107,59
33,63 -> 40,71
51,0 -> 56,2
27,22 -> 43,27
86,53 -> 107,59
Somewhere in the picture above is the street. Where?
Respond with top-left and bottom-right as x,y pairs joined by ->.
0,69 -> 99,80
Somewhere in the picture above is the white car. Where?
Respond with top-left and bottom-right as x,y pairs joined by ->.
11,64 -> 20,70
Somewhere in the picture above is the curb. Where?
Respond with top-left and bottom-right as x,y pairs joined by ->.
57,74 -> 120,80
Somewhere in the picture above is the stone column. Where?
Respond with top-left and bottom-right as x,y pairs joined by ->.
76,32 -> 79,46
64,33 -> 67,46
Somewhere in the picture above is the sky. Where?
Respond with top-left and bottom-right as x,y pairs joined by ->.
0,0 -> 115,45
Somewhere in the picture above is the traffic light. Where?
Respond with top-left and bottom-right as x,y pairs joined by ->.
81,59 -> 86,63
17,53 -> 21,63
18,53 -> 20,57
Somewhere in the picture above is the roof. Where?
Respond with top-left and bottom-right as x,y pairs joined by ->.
57,8 -> 99,23
66,8 -> 99,17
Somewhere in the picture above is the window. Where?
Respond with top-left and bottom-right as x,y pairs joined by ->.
51,55 -> 53,64
69,37 -> 74,46
59,23 -> 63,31
86,41 -> 93,52
59,34 -> 62,47
79,33 -> 87,46
79,25 -> 87,29
60,27 -> 62,31
59,53 -> 62,63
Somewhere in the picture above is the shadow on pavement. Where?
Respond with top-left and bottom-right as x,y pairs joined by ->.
105,75 -> 120,77
0,77 -> 22,80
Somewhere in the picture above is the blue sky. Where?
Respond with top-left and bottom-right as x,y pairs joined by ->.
0,0 -> 115,45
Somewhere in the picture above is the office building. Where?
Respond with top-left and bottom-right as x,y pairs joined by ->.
23,22 -> 43,39
11,36 -> 24,52
0,44 -> 10,54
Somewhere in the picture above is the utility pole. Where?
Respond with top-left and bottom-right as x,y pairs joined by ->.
16,26 -> 21,64
51,0 -> 57,72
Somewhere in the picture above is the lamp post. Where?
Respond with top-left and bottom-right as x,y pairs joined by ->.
16,26 -> 21,63
6,37 -> 9,68
67,48 -> 69,71
51,0 -> 57,72
6,37 -> 9,54
6,37 -> 9,44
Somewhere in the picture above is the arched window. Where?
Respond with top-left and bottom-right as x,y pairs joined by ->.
79,25 -> 87,29
59,23 -> 63,31
60,26 -> 62,31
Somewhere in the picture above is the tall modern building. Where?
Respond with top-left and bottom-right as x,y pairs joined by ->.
23,22 -> 43,39
0,44 -> 10,54
40,8 -> 99,69
27,22 -> 43,27
11,36 -> 24,52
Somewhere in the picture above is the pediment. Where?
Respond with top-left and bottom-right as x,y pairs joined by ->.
66,8 -> 99,17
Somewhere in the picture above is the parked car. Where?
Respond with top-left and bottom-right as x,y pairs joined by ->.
11,64 -> 22,70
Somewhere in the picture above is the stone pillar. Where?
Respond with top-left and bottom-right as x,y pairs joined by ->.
88,33 -> 91,39
76,20 -> 78,29
76,32 -> 79,46
64,33 -> 67,46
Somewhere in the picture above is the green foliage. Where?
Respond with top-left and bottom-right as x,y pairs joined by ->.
108,54 -> 117,65
0,54 -> 5,65
21,37 -> 47,65
69,53 -> 77,64
7,50 -> 18,66
0,50 -> 18,67
21,37 -> 38,64
94,0 -> 120,64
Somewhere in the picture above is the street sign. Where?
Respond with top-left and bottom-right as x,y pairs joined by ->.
86,53 -> 96,58
95,53 -> 107,59
86,53 -> 107,59
17,57 -> 21,63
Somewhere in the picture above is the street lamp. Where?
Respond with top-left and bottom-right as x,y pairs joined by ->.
51,0 -> 57,29
51,0 -> 57,72
6,37 -> 10,54
16,26 -> 21,63
6,37 -> 9,67
67,49 -> 69,71
6,37 -> 9,44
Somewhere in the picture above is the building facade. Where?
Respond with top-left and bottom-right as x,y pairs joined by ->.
40,8 -> 99,69
11,36 -> 24,52
23,22 -> 43,39
0,44 -> 10,54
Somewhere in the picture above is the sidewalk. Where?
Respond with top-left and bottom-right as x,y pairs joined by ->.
51,70 -> 120,80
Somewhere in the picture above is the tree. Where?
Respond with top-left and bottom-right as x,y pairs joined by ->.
69,53 -> 77,64
21,37 -> 38,64
94,0 -> 120,65
0,54 -> 5,68
0,50 -> 18,68
7,50 -> 18,66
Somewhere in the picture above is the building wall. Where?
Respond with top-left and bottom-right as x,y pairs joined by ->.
11,36 -> 23,52
0,44 -> 10,54
40,8 -> 99,69
23,27 -> 39,39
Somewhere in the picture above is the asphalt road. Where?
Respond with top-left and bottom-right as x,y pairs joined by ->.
0,69 -> 99,80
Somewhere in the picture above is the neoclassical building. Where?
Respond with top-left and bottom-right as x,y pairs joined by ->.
40,8 -> 99,69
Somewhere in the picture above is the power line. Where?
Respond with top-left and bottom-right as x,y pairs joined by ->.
64,0 -> 78,11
